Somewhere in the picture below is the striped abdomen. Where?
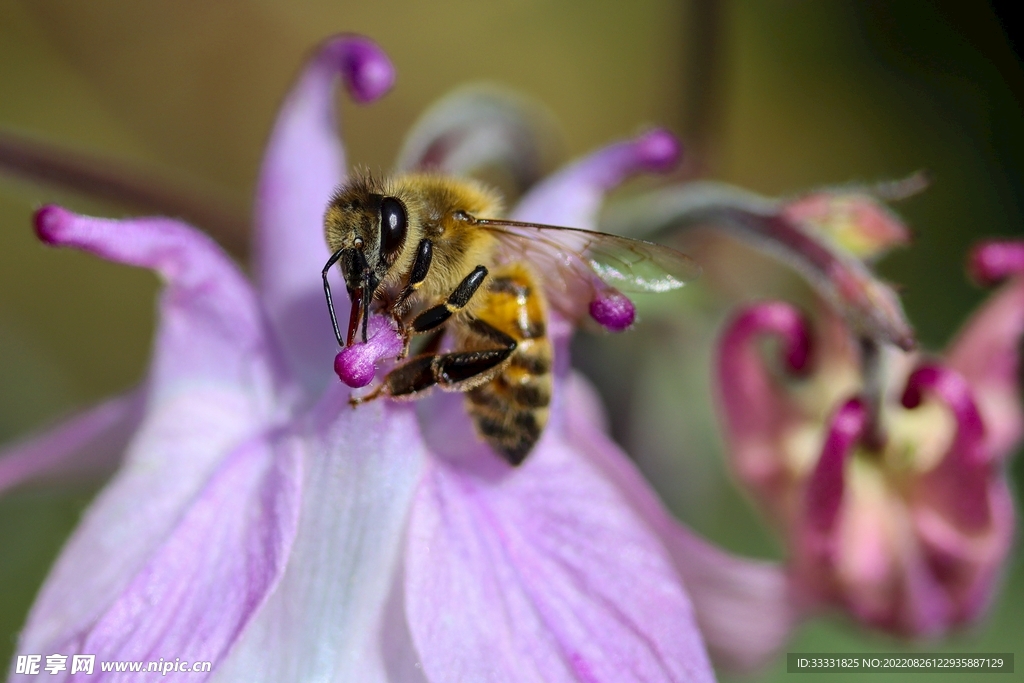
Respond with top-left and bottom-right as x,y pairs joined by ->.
465,263 -> 552,465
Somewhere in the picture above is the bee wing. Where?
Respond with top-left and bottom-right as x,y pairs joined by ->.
481,222 -> 700,321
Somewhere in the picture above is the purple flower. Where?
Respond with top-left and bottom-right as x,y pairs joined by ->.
1,34 -> 795,681
712,224 -> 1020,635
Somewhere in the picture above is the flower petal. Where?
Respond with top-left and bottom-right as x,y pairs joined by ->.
911,478 -> 1014,625
395,85 -> 557,200
781,191 -> 910,261
817,364 -> 1013,636
831,477 -> 953,635
405,397 -> 714,683
34,205 -> 288,405
17,207 -> 285,668
657,527 -> 797,675
0,389 -> 143,495
253,34 -> 395,393
210,389 -> 427,683
16,395 -> 283,680
946,240 -> 1024,461
512,129 -> 681,229
564,374 -> 799,673
16,428 -> 302,683
804,398 -> 868,540
797,398 -> 868,592
901,364 -> 993,531
715,302 -> 813,506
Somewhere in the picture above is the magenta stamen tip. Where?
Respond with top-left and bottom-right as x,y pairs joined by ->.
334,348 -> 375,388
589,290 -> 636,331
634,128 -> 682,174
333,316 -> 403,388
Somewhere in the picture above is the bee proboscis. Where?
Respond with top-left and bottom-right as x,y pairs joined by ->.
323,172 -> 698,465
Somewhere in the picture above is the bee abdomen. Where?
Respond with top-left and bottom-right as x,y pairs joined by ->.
468,402 -> 547,466
465,264 -> 552,466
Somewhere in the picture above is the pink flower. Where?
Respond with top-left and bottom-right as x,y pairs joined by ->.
600,177 -> 1018,637
712,233 -> 1020,636
0,34 -> 796,681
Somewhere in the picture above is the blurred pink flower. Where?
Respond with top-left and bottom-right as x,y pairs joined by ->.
0,33 -> 799,682
713,228 -> 1022,635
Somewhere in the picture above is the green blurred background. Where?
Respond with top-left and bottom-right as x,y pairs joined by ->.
0,1 -> 1021,680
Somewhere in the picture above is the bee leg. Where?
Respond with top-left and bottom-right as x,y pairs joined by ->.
348,382 -> 387,407
411,265 -> 488,334
393,316 -> 443,361
384,239 -> 435,359
355,319 -> 515,404
393,239 -> 434,313
391,309 -> 414,359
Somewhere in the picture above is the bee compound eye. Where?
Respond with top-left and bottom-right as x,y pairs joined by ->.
379,196 -> 408,261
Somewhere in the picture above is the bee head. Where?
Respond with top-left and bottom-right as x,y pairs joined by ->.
324,189 -> 409,344
327,193 -> 408,286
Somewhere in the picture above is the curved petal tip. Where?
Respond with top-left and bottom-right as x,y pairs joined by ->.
805,397 -> 867,536
633,127 -> 682,174
901,364 -> 986,464
589,288 -> 636,331
730,302 -> 813,374
969,239 -> 1024,287
33,204 -> 71,245
334,316 -> 403,387
320,35 -> 395,104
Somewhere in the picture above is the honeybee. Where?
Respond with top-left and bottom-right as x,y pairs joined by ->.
322,172 -> 698,465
